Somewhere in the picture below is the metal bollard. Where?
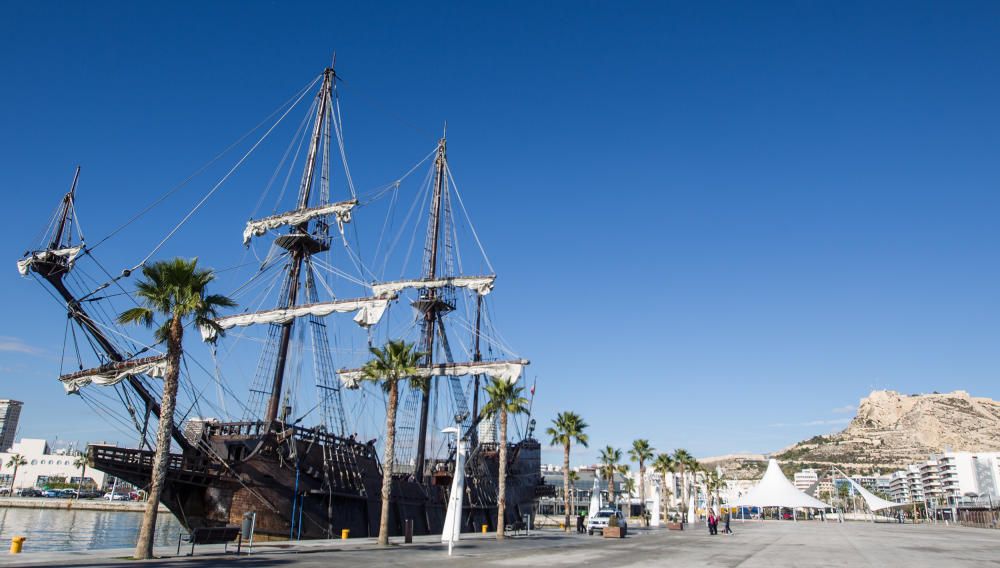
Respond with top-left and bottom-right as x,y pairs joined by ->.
10,536 -> 25,554
404,519 -> 413,543
341,529 -> 350,539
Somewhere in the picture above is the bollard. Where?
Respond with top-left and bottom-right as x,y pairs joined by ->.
341,529 -> 350,540
10,536 -> 25,554
482,524 -> 488,533
404,519 -> 413,544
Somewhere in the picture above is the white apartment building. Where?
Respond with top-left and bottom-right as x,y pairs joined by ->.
793,469 -> 819,493
0,438 -> 107,491
888,452 -> 1000,505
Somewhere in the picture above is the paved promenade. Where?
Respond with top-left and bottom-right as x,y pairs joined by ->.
6,521 -> 998,567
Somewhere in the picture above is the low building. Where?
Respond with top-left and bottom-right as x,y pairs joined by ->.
0,438 -> 107,491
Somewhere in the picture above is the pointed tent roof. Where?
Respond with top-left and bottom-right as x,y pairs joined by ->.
838,471 -> 907,511
733,459 -> 831,509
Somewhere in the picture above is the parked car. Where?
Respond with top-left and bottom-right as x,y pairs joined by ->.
60,489 -> 78,498
18,488 -> 42,497
41,489 -> 64,498
78,490 -> 102,499
0,486 -> 11,496
587,508 -> 628,536
104,492 -> 129,501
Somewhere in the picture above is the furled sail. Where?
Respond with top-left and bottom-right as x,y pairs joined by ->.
243,199 -> 358,245
338,358 -> 528,389
200,296 -> 394,341
371,275 -> 495,298
16,246 -> 84,277
59,355 -> 168,394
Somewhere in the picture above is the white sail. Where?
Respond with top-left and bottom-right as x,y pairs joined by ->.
242,199 -> 358,245
339,358 -> 527,389
588,473 -> 602,518
371,275 -> 495,298
649,481 -> 661,527
16,246 -> 84,277
441,427 -> 466,545
200,296 -> 393,341
59,356 -> 167,394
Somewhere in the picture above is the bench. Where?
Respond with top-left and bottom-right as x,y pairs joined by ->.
504,520 -> 528,536
177,525 -> 242,556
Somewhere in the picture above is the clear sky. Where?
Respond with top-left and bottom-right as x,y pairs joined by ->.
2,1 -> 1000,465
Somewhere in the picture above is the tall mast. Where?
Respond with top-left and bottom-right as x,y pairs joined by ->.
50,166 -> 80,250
470,294 -> 483,423
413,135 -> 447,483
263,66 -> 334,427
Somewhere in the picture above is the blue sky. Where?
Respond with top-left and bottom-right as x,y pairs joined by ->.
2,1 -> 1000,465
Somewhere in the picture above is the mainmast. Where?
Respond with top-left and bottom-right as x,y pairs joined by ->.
413,136 -> 448,483
263,66 -> 335,427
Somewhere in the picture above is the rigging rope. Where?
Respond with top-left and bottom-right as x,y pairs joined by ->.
133,81 -> 315,271
85,75 -> 322,254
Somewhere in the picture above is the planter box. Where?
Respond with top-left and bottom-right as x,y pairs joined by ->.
667,522 -> 684,530
603,526 -> 624,538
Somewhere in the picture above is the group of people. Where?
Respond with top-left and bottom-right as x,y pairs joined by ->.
707,511 -> 733,535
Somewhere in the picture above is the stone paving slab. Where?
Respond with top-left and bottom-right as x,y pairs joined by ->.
5,521 -> 999,567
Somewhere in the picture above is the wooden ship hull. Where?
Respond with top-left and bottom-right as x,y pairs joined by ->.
90,422 -> 546,538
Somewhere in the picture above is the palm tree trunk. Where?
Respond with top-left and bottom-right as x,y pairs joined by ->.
679,465 -> 687,523
11,465 -> 17,491
77,464 -> 86,500
496,409 -> 508,540
378,380 -> 399,546
134,315 -> 183,560
607,468 -> 615,507
562,442 -> 571,532
638,464 -> 646,526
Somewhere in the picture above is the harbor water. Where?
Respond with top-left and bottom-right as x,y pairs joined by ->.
0,507 -> 183,552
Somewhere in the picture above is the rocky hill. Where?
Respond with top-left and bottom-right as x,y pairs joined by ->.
773,390 -> 1000,471
702,390 -> 1000,477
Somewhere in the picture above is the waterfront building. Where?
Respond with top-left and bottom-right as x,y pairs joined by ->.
0,438 -> 107,490
793,469 -> 819,493
885,453 -> 1000,506
0,399 -> 23,452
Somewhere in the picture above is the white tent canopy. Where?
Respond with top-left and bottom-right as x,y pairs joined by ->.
837,471 -> 907,511
732,459 -> 831,509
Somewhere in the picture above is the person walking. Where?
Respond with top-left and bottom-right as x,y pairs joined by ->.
724,510 -> 733,534
707,511 -> 716,535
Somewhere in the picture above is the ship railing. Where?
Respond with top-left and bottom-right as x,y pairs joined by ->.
89,445 -> 227,480
201,421 -> 380,462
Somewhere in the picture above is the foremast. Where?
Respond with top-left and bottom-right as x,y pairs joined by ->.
19,168 -> 192,451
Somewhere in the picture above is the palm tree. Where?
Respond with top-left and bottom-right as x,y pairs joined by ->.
622,476 -> 636,518
358,339 -> 423,546
652,453 -> 676,523
567,470 -> 580,516
481,378 -> 529,540
598,446 -> 623,509
628,439 -> 654,526
73,455 -> 89,499
704,469 -> 722,512
672,449 -> 695,522
545,411 -> 589,532
5,454 -> 26,492
117,257 -> 235,560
